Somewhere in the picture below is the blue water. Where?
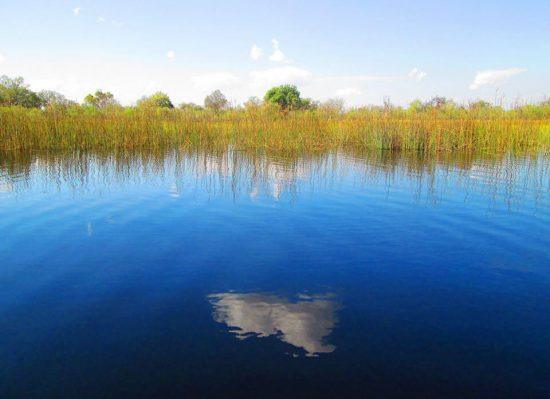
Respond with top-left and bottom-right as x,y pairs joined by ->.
1,150 -> 549,398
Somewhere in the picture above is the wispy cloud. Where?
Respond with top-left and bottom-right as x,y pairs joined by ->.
0,53 -> 5,64
408,68 -> 427,81
190,72 -> 240,91
250,44 -> 263,61
250,66 -> 311,88
269,39 -> 292,63
73,7 -> 81,16
469,68 -> 527,90
321,68 -> 427,83
95,14 -> 124,27
336,87 -> 362,97
167,50 -> 176,60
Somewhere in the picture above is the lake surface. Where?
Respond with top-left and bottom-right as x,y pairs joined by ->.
1,149 -> 549,398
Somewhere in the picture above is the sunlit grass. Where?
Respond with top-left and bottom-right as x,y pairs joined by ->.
0,106 -> 548,154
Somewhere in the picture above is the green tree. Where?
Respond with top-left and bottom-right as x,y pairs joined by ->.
204,90 -> 228,111
263,85 -> 316,110
137,92 -> 174,108
409,99 -> 425,112
0,75 -> 43,108
264,84 -> 302,110
83,90 -> 119,108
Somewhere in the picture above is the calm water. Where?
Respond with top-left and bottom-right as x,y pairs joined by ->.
1,149 -> 549,398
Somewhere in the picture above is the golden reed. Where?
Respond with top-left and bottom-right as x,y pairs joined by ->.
1,106 -> 548,153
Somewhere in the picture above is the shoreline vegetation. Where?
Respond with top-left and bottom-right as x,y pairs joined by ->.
0,75 -> 549,153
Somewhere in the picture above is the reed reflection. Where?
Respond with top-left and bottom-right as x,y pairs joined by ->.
0,148 -> 547,208
209,293 -> 339,357
0,177 -> 13,194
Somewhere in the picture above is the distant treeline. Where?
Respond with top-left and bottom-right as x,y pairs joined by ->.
1,74 -> 549,118
1,74 -> 549,153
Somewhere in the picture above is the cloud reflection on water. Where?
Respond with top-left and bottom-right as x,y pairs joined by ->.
209,292 -> 338,357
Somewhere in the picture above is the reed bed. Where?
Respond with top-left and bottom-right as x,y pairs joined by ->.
0,106 -> 548,154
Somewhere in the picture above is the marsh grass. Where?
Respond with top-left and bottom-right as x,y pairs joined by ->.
0,106 -> 548,154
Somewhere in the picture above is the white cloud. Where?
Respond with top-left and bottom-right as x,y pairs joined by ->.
269,39 -> 292,63
325,69 -> 427,83
167,50 -> 176,60
469,68 -> 527,90
249,66 -> 311,88
112,21 -> 124,28
336,87 -> 362,97
0,53 -> 5,64
209,292 -> 337,357
408,68 -> 427,81
97,16 -> 106,23
190,72 -> 240,90
250,44 -> 263,61
73,7 -> 80,16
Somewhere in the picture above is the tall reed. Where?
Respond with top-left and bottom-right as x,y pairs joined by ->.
0,106 -> 548,154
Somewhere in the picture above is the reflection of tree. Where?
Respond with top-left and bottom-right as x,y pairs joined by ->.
209,293 -> 338,357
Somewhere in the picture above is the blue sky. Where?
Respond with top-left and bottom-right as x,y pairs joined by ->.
0,0 -> 548,106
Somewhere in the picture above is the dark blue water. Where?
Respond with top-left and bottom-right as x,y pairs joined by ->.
1,149 -> 549,398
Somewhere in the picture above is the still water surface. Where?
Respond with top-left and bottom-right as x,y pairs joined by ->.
0,149 -> 549,398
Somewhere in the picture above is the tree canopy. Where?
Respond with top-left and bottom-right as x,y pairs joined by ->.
0,76 -> 43,108
179,102 -> 203,111
263,84 -> 317,110
264,85 -> 301,110
38,90 -> 76,108
204,90 -> 228,111
137,92 -> 174,109
83,90 -> 119,109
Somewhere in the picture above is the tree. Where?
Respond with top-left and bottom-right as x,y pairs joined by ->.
83,90 -> 119,108
263,85 -> 315,110
137,92 -> 174,109
409,99 -> 425,112
244,96 -> 262,109
468,100 -> 492,110
428,96 -> 450,109
0,75 -> 43,108
319,98 -> 345,114
38,90 -> 76,108
204,90 -> 228,111
264,84 -> 303,110
299,97 -> 319,110
179,102 -> 203,111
